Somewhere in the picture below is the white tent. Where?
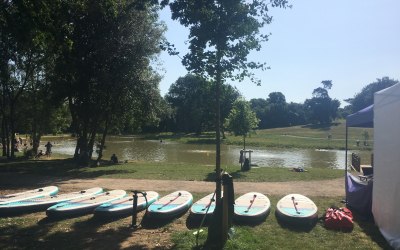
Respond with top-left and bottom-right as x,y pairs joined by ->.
373,83 -> 400,249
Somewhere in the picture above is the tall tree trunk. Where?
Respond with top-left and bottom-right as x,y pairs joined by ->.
9,101 -> 16,158
97,117 -> 109,162
215,50 -> 222,205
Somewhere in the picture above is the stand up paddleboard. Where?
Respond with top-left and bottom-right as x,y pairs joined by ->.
276,194 -> 318,225
94,191 -> 159,218
147,191 -> 193,219
0,187 -> 103,215
0,186 -> 59,205
46,190 -> 126,218
234,192 -> 271,222
190,192 -> 220,218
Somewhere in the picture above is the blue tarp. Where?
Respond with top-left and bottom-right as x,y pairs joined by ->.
346,105 -> 374,128
345,105 -> 374,216
345,172 -> 373,217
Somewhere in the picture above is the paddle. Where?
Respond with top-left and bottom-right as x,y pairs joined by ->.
245,194 -> 257,213
157,192 -> 181,210
291,196 -> 300,214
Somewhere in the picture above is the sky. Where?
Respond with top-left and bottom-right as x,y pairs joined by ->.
155,0 -> 400,106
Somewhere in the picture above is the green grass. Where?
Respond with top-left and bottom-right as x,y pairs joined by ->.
156,120 -> 374,150
0,159 -> 343,182
0,194 -> 390,250
172,195 -> 391,250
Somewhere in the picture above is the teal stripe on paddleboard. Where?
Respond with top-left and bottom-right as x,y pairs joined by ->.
49,201 -> 89,210
235,206 -> 265,215
148,204 -> 178,212
281,207 -> 315,216
191,204 -> 215,214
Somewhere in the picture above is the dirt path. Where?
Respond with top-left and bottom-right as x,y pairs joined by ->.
0,173 -> 345,197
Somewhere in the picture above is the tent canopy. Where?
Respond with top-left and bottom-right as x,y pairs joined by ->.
344,105 -> 374,217
346,104 -> 374,128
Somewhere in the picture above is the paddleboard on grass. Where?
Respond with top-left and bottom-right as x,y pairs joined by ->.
190,192 -> 223,217
0,187 -> 103,215
46,190 -> 126,218
234,192 -> 271,222
94,191 -> 159,218
147,191 -> 193,219
0,186 -> 59,205
276,194 -> 318,225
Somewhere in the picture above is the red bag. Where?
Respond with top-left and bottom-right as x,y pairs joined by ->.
324,207 -> 354,231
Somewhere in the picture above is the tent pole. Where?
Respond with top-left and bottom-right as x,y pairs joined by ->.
345,125 -> 348,204
345,125 -> 348,173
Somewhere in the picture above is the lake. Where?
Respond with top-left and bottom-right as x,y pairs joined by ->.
44,136 -> 372,169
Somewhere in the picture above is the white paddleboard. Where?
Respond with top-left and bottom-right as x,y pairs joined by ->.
0,187 -> 103,215
94,191 -> 159,217
234,192 -> 271,222
190,192 -> 219,217
46,189 -> 126,217
276,194 -> 318,225
147,191 -> 193,219
0,186 -> 59,204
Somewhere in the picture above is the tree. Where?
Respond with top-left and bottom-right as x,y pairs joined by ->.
345,77 -> 398,112
266,92 -> 288,128
225,98 -> 259,150
164,2 -> 289,238
166,74 -> 211,133
250,98 -> 268,129
165,74 -> 240,134
0,0 -> 59,158
51,0 -> 164,165
305,80 -> 340,124
287,102 -> 306,126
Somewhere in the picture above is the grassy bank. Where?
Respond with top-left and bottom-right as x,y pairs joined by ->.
0,159 -> 343,182
156,120 -> 374,150
0,194 -> 389,250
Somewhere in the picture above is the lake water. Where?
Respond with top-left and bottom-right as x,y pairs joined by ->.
45,136 -> 372,169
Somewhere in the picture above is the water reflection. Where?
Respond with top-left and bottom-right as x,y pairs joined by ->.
46,136 -> 372,169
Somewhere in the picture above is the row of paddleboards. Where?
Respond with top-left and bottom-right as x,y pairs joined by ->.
0,186 -> 318,225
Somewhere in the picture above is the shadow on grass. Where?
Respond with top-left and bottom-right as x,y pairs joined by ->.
352,212 -> 392,249
275,211 -> 317,232
186,213 -> 214,230
203,169 -> 246,182
141,208 -> 190,230
0,212 -> 155,250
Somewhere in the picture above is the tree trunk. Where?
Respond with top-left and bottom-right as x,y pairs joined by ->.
1,118 -> 7,156
9,101 -> 16,158
97,118 -> 109,162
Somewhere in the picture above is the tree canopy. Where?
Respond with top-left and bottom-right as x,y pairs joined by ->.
305,80 -> 340,124
345,77 -> 398,113
225,98 -> 259,149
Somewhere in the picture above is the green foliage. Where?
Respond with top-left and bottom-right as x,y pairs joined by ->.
49,0 -> 165,162
225,98 -> 259,148
167,0 -> 289,83
305,80 -> 340,124
165,74 -> 240,133
345,76 -> 398,112
166,74 -> 212,133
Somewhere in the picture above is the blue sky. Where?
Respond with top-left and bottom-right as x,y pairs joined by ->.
156,0 -> 400,106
